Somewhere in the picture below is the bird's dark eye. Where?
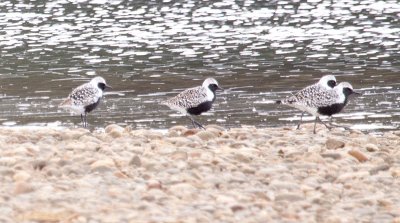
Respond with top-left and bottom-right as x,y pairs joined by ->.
98,83 -> 106,90
327,80 -> 336,88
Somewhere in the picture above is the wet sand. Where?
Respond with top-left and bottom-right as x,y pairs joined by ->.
0,124 -> 399,222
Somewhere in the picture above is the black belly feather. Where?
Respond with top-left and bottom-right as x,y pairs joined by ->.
318,103 -> 345,116
187,101 -> 213,115
84,99 -> 101,113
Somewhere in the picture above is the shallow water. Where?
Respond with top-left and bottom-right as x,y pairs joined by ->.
0,0 -> 399,131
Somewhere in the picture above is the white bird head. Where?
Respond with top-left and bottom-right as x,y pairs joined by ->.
318,75 -> 337,89
335,82 -> 361,97
90,76 -> 112,91
202,78 -> 223,92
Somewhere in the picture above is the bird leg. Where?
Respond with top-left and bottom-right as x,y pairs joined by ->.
296,112 -> 304,130
313,117 -> 331,134
81,114 -> 85,128
81,113 -> 88,128
318,117 -> 331,130
84,113 -> 88,128
186,116 -> 205,130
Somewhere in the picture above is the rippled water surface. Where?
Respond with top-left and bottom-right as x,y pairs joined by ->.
0,0 -> 399,131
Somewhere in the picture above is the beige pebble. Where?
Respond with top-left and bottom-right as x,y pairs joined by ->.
0,157 -> 17,167
105,124 -> 125,138
196,131 -> 217,141
365,143 -> 379,152
114,171 -> 128,179
233,153 -> 251,163
321,153 -> 342,160
17,210 -> 76,222
129,155 -> 141,167
108,130 -> 123,138
275,193 -> 304,202
326,138 -> 345,150
14,181 -> 34,195
390,167 -> 400,178
348,150 -> 368,162
183,129 -> 200,137
205,124 -> 226,131
167,137 -> 192,147
230,205 -> 245,212
32,160 -> 47,171
13,171 -> 31,182
104,124 -> 124,134
336,171 -> 369,183
168,125 -> 188,134
147,180 -> 162,190
90,158 -> 115,172
170,151 -> 188,161
369,164 -> 390,175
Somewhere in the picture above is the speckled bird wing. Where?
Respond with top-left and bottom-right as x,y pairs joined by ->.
285,84 -> 337,107
69,83 -> 100,106
167,86 -> 208,109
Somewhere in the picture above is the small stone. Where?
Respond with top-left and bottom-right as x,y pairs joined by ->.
105,124 -> 124,133
0,157 -> 17,167
231,205 -> 245,212
13,171 -> 31,182
114,171 -> 128,179
169,125 -> 188,135
321,153 -> 342,160
234,153 -> 251,163
205,125 -> 226,131
369,164 -> 390,175
196,131 -> 217,141
129,155 -> 141,167
348,150 -> 368,162
275,193 -> 303,202
90,159 -> 115,172
105,124 -> 124,138
183,129 -> 200,137
147,180 -> 162,190
365,143 -> 379,152
326,138 -> 345,150
170,151 -> 188,161
391,167 -> 400,178
14,182 -> 34,195
32,160 -> 47,171
336,171 -> 369,182
17,210 -> 76,222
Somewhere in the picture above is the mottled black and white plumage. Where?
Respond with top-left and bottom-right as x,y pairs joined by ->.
59,76 -> 112,128
161,78 -> 223,129
276,75 -> 337,130
278,81 -> 360,133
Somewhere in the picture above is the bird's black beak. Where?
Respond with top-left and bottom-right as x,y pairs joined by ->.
217,86 -> 224,91
105,84 -> 112,90
352,91 -> 362,96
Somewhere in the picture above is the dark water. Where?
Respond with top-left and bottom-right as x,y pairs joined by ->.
0,0 -> 399,131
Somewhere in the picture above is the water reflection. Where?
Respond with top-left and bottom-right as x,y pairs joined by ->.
0,0 -> 399,131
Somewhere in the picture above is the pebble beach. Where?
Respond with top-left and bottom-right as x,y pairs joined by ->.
1,124 -> 400,222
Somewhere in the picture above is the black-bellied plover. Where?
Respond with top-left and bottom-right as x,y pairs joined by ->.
276,75 -> 337,129
59,76 -> 112,128
161,78 -> 223,129
277,81 -> 360,133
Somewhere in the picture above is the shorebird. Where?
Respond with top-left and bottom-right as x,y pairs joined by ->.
277,81 -> 360,133
161,78 -> 223,129
59,76 -> 112,128
276,75 -> 337,129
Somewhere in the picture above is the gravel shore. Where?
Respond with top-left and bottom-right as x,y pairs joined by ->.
0,124 -> 399,222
